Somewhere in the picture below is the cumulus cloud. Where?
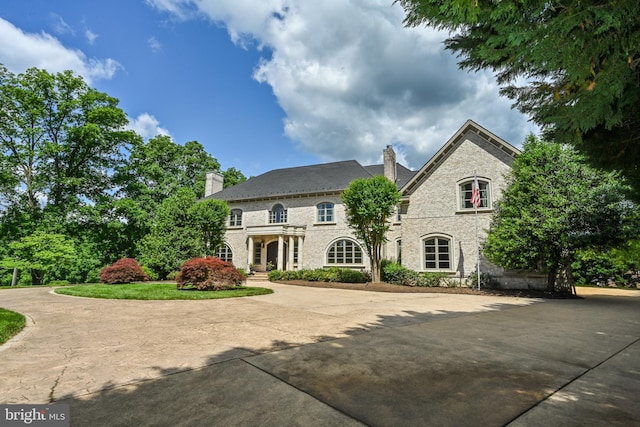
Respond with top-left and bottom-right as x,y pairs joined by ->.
128,113 -> 171,139
147,0 -> 538,170
0,17 -> 121,84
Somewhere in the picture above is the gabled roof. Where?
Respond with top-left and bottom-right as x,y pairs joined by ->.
400,120 -> 521,195
364,164 -> 416,189
207,160 -> 416,202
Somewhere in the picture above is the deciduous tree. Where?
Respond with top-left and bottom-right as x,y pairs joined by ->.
342,175 -> 401,283
188,199 -> 230,256
0,231 -> 76,285
483,136 -> 638,293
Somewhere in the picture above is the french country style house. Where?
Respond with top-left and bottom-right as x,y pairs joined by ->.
204,120 -> 543,288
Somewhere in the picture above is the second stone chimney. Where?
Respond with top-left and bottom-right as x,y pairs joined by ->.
204,172 -> 224,197
383,145 -> 397,183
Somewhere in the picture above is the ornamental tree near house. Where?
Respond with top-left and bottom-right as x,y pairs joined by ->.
342,175 -> 401,283
483,136 -> 638,293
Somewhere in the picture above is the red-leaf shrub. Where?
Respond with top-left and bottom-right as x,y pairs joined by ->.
100,258 -> 149,284
177,257 -> 245,291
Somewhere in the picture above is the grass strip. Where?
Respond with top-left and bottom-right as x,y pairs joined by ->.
54,283 -> 273,300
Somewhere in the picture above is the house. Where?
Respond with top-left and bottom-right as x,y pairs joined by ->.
204,120 -> 542,287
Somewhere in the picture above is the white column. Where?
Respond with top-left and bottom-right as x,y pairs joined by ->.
247,236 -> 254,271
277,235 -> 284,271
288,235 -> 295,271
297,236 -> 304,269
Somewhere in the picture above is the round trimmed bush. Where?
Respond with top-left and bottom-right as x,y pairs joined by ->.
177,257 -> 245,291
100,258 -> 149,284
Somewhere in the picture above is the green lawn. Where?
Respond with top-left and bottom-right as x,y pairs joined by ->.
0,308 -> 26,345
54,283 -> 273,300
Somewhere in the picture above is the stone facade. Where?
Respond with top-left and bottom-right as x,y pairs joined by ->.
209,120 -> 536,286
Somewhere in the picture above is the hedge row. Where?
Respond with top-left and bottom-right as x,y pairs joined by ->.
268,268 -> 370,283
381,260 -> 461,287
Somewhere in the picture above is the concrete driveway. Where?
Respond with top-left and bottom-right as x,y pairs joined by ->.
1,283 -> 639,426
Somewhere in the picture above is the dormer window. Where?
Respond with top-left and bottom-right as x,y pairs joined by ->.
269,203 -> 287,223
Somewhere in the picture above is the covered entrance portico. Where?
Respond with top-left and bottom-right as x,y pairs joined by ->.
246,225 -> 306,271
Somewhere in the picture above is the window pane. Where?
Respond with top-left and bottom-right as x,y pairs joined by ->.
424,237 -> 451,270
327,239 -> 362,264
461,181 -> 488,209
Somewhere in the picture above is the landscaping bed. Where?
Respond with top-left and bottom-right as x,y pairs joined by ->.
275,280 -> 578,299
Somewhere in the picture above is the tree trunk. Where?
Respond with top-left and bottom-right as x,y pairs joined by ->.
555,263 -> 575,295
31,269 -> 44,286
11,268 -> 19,286
546,266 -> 557,293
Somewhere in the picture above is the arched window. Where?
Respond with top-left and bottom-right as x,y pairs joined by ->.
216,244 -> 233,263
327,239 -> 363,265
317,202 -> 334,222
269,204 -> 287,223
459,179 -> 490,209
423,236 -> 452,270
229,209 -> 242,227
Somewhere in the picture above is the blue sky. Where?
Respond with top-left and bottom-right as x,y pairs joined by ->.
0,1 -> 538,178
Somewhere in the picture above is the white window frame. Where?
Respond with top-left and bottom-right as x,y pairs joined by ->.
422,235 -> 453,271
269,203 -> 288,224
326,238 -> 364,266
316,202 -> 335,223
216,244 -> 233,263
229,209 -> 243,227
458,178 -> 491,211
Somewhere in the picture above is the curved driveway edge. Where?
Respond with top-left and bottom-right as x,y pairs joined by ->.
1,284 -> 639,426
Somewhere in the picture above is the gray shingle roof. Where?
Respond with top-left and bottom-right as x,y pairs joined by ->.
207,160 -> 416,202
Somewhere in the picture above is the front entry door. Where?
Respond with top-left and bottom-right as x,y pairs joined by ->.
266,241 -> 287,270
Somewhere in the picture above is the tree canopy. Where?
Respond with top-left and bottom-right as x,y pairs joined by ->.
342,175 -> 401,282
483,136 -> 638,292
399,0 -> 640,197
0,65 -> 245,285
0,65 -> 139,231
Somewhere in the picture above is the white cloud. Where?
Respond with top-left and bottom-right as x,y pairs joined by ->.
147,0 -> 539,170
50,13 -> 75,36
85,29 -> 98,45
148,36 -> 162,52
128,113 -> 171,139
0,17 -> 121,84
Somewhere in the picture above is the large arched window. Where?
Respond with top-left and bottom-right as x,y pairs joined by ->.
216,244 -> 233,263
423,236 -> 452,270
269,203 -> 287,223
459,179 -> 490,210
327,239 -> 363,265
317,202 -> 334,222
229,209 -> 242,227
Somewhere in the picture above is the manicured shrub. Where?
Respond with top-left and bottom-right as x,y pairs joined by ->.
416,272 -> 448,287
100,258 -> 149,284
176,257 -> 245,291
166,271 -> 179,281
141,265 -> 159,281
269,268 -> 369,283
468,271 -> 500,289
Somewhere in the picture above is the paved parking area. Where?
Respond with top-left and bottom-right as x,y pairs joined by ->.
1,283 -> 639,426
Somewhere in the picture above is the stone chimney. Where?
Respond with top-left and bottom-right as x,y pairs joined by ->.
204,172 -> 224,197
383,145 -> 397,183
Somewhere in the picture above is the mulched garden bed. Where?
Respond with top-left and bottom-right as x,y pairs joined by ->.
274,280 -> 579,299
